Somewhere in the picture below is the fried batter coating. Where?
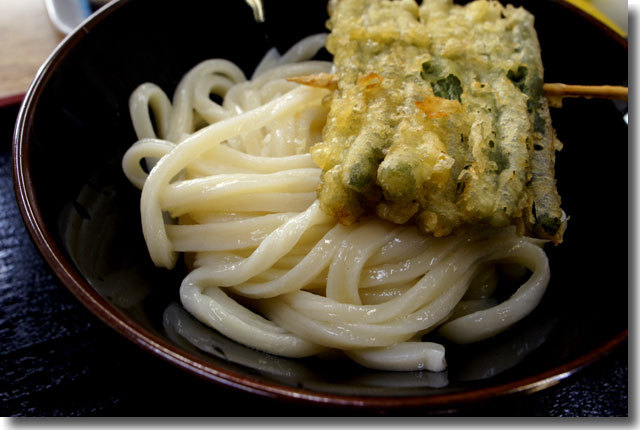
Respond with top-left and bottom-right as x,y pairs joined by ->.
313,0 -> 564,243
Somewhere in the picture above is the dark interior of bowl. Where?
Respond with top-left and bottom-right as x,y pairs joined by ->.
16,0 -> 627,406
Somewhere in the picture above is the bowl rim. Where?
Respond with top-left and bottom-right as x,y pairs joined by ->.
12,0 -> 628,411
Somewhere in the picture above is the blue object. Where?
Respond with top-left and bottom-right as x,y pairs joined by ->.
44,0 -> 93,34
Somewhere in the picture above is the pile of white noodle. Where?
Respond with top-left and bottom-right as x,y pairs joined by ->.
122,35 -> 550,372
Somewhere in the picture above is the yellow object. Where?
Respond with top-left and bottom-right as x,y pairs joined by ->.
563,0 -> 627,37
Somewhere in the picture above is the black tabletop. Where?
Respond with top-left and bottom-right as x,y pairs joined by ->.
0,101 -> 628,417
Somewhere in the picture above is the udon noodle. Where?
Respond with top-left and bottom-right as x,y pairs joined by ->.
122,35 -> 550,372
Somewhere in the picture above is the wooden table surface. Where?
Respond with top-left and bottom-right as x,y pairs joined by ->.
0,0 -> 64,101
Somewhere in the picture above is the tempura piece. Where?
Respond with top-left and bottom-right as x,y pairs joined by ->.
312,0 -> 564,242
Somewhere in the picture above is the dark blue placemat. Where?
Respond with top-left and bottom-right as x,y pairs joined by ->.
0,102 -> 628,417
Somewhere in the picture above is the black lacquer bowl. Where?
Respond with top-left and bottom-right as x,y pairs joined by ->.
13,0 -> 628,412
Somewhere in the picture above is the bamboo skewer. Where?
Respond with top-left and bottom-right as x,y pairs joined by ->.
542,83 -> 628,107
287,73 -> 338,91
287,74 -> 628,105
542,83 -> 628,101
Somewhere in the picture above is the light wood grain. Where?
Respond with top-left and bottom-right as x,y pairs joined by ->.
0,0 -> 64,100
543,83 -> 628,101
